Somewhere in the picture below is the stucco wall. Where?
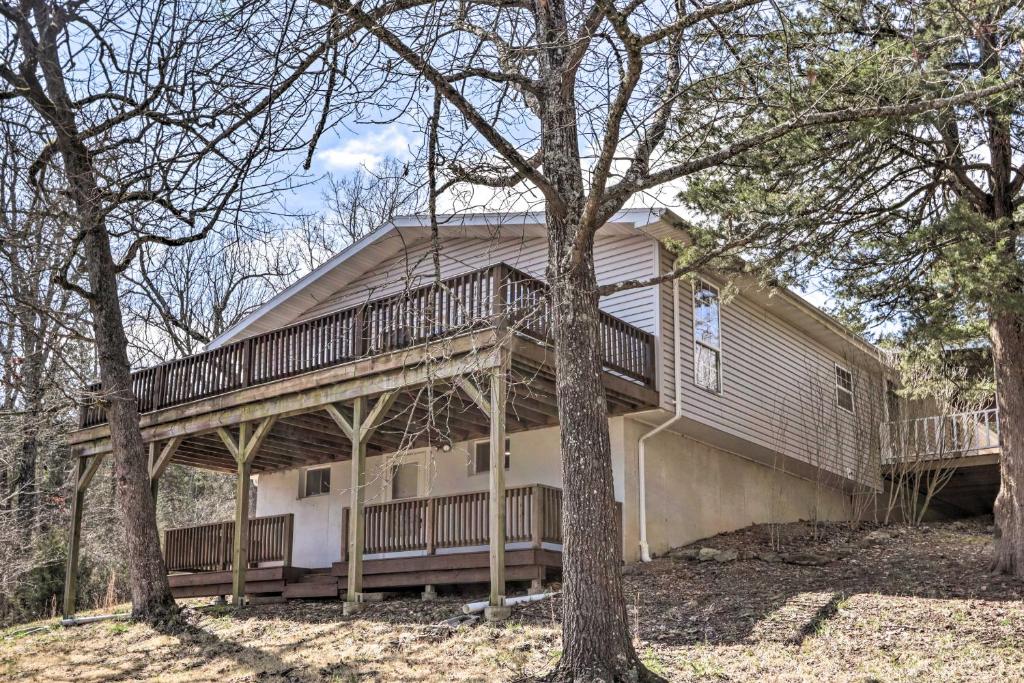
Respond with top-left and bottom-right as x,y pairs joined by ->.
619,417 -> 853,562
254,425 -> 627,568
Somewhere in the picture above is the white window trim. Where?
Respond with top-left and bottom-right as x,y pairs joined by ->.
834,363 -> 855,414
299,465 -> 332,499
469,437 -> 511,476
692,279 -> 724,395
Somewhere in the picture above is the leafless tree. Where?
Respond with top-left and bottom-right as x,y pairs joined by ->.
0,0 -> 334,620
298,0 -> 1022,675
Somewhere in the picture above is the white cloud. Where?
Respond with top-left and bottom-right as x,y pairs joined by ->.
316,127 -> 412,171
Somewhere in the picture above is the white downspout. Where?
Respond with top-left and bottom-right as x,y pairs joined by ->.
637,277 -> 684,562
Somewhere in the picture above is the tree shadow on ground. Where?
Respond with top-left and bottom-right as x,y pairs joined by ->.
149,616 -> 358,682
183,517 -> 1023,653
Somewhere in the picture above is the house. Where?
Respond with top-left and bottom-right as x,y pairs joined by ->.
65,208 -> 923,618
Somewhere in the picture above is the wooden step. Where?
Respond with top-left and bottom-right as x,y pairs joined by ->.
297,573 -> 338,584
283,581 -> 340,599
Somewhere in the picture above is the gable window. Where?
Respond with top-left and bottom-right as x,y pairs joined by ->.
693,280 -> 722,393
835,364 -> 855,413
470,437 -> 511,475
302,466 -> 331,498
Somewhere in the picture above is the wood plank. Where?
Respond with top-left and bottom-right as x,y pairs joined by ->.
70,329 -> 503,447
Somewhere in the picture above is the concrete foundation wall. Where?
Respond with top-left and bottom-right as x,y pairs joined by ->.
619,417 -> 854,562
254,414 -> 853,568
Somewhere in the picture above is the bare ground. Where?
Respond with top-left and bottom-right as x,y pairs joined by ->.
3,517 -> 1023,682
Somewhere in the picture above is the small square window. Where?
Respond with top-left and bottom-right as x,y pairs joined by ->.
302,467 -> 331,497
471,438 -> 511,475
835,365 -> 855,413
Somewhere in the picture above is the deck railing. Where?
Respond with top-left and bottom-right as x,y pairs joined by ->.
341,484 -> 575,559
881,408 -> 1000,465
79,263 -> 656,428
163,513 -> 293,572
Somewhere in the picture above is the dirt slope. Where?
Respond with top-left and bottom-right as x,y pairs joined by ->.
3,517 -> 1022,682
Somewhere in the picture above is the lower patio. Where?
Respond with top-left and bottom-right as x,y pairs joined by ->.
163,485 -> 569,601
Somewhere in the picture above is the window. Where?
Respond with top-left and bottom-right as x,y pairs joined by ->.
471,437 -> 511,475
302,466 -> 331,498
391,462 -> 419,500
835,364 -> 855,413
693,280 -> 722,393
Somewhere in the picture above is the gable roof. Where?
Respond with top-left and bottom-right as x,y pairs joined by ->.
208,208 -> 880,364
208,208 -> 673,349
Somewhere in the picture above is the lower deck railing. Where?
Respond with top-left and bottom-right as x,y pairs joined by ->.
342,484 -> 564,559
163,513 -> 293,572
881,408 -> 1000,465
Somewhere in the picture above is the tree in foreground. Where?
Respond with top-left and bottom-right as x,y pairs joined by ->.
308,0 -> 1015,676
0,0 -> 328,619
676,0 -> 1024,574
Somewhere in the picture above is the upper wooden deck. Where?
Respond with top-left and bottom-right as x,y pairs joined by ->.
69,263 -> 659,473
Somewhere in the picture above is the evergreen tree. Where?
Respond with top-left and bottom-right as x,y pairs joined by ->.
677,0 -> 1024,573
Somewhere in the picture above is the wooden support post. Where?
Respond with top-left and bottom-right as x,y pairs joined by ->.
327,392 -> 395,613
231,422 -> 252,608
63,453 -> 105,618
148,442 -> 159,502
218,417 -> 276,608
488,364 -> 507,611
148,437 -> 182,503
345,396 -> 367,611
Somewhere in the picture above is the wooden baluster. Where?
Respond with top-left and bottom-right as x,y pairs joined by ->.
241,337 -> 253,388
425,498 -> 435,554
531,485 -> 542,548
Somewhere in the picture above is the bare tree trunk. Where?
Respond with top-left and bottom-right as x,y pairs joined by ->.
534,0 -> 653,672
550,257 -> 650,681
14,329 -> 42,535
991,311 -> 1024,576
63,139 -> 176,620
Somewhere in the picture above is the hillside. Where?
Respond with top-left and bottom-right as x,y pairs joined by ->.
3,517 -> 1022,682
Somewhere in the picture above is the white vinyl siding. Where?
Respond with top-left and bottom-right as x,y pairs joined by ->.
293,233 -> 658,335
659,241 -> 882,485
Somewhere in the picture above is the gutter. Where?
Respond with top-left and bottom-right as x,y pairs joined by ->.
637,276 -> 684,562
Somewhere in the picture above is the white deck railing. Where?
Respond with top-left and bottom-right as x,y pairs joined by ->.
881,408 -> 1000,465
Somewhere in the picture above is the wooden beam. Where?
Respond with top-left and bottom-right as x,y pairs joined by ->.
242,416 -> 277,464
323,403 -> 354,440
69,330 -> 503,447
489,363 -> 508,607
217,427 -> 240,460
227,416 -> 273,608
149,437 -> 183,482
360,391 -> 397,441
455,377 -> 491,416
78,453 -> 105,492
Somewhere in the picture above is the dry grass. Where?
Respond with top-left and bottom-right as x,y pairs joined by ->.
3,517 -> 1023,682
